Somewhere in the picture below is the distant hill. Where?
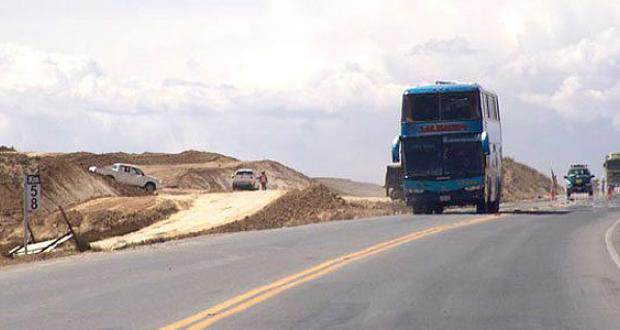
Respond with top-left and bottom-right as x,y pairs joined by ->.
313,177 -> 385,197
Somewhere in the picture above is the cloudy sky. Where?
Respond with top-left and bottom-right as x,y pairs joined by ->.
1,0 -> 620,183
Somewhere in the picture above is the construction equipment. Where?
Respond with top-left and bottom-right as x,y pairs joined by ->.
564,164 -> 594,198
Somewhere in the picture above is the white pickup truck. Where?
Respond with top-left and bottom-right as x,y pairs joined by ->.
89,163 -> 161,193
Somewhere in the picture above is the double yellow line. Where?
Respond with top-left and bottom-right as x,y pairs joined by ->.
162,214 -> 504,330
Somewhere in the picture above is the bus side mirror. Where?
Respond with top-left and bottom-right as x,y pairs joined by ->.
392,136 -> 401,163
564,176 -> 568,179
481,132 -> 490,155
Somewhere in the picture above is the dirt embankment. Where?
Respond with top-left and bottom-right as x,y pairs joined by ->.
142,160 -> 312,191
0,153 -> 123,217
208,184 -> 409,234
90,190 -> 287,251
314,177 -> 385,197
0,150 -> 310,221
58,150 -> 237,168
502,157 -> 561,202
0,150 -> 315,256
0,196 -> 180,255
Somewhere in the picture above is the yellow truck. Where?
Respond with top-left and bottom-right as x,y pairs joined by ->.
604,153 -> 620,188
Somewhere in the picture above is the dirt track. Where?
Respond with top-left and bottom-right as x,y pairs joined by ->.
90,190 -> 286,250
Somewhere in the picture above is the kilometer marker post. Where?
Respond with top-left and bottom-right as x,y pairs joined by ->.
23,175 -> 42,256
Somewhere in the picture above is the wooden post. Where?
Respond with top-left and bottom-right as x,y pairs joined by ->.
58,206 -> 82,251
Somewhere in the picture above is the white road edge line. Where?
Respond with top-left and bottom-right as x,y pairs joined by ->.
605,219 -> 620,271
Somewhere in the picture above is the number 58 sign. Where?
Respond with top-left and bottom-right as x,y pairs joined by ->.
25,175 -> 41,212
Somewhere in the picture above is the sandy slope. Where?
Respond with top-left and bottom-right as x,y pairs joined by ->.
91,190 -> 286,250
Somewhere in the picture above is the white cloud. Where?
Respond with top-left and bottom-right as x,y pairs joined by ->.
1,0 -> 620,181
411,37 -> 478,55
0,112 -> 8,130
515,28 -> 620,127
0,43 -> 403,181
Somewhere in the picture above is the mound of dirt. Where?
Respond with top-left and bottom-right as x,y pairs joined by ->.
0,150 -> 315,255
0,153 -> 144,220
61,198 -> 179,244
0,151 -> 309,222
314,177 -> 385,197
209,184 -> 408,233
59,150 -> 237,168
502,157 -> 561,202
143,159 -> 312,191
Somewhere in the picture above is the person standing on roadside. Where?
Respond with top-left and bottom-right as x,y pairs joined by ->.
259,171 -> 268,191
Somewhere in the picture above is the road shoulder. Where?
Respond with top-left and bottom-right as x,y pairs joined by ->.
605,219 -> 620,270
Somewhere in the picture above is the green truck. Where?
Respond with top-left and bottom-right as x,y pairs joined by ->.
564,164 -> 594,198
604,153 -> 620,189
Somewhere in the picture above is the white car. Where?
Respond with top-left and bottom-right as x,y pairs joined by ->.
232,169 -> 258,191
89,163 -> 161,193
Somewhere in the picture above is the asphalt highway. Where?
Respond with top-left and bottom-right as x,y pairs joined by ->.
1,199 -> 619,329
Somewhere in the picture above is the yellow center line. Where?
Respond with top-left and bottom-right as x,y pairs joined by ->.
162,214 -> 505,330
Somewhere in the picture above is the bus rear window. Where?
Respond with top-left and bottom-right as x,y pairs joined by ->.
402,92 -> 480,122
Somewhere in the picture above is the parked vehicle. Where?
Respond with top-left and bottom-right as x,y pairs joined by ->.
89,163 -> 160,192
393,82 -> 502,214
232,169 -> 258,191
564,164 -> 594,198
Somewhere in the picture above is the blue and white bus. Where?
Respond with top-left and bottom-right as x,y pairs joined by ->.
392,82 -> 502,214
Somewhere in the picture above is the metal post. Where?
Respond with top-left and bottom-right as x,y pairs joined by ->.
23,177 -> 28,255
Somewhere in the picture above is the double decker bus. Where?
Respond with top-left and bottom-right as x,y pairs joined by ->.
392,82 -> 502,214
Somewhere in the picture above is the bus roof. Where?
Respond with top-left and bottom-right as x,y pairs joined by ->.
404,83 -> 493,95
